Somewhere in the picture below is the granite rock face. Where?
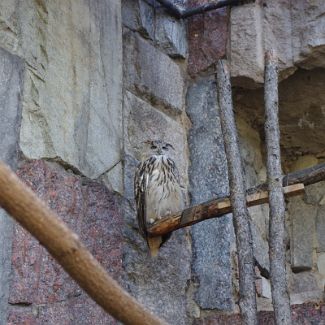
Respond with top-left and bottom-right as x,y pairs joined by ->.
234,68 -> 325,161
194,302 -> 325,325
122,202 -> 192,325
122,0 -> 187,58
0,48 -> 24,325
0,0 -> 123,183
230,0 -> 325,86
8,160 -> 124,324
186,78 -> 235,311
187,4 -> 229,76
123,30 -> 185,114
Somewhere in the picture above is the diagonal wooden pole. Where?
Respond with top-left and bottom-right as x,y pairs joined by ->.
147,162 -> 325,236
264,50 -> 292,325
216,59 -> 258,325
0,162 -> 168,325
148,183 -> 304,236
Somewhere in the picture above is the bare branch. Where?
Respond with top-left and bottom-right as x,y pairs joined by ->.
264,50 -> 292,325
216,59 -> 258,325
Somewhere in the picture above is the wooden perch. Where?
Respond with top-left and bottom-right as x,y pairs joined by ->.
148,183 -> 304,236
148,161 -> 325,237
0,162 -> 168,325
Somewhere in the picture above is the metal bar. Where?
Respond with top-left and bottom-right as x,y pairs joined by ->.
155,0 -> 253,19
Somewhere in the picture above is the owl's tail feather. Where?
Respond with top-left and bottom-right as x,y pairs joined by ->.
147,236 -> 162,257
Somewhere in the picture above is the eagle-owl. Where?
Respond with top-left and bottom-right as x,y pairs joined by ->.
134,140 -> 184,257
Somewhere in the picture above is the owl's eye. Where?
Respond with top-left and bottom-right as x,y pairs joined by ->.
162,146 -> 168,150
151,145 -> 157,150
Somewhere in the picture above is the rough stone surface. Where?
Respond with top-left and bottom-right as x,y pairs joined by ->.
230,0 -> 325,86
188,2 -> 229,76
288,196 -> 317,272
186,78 -> 234,310
317,253 -> 325,286
123,31 -> 185,113
316,206 -> 325,252
195,302 -> 325,325
122,0 -> 155,40
123,90 -> 188,200
0,0 -> 123,182
237,117 -> 269,273
121,183 -> 192,325
0,48 -> 24,325
122,0 -> 187,58
234,68 -> 325,161
8,160 -> 124,324
289,271 -> 321,294
230,2 -> 264,86
156,10 -> 188,58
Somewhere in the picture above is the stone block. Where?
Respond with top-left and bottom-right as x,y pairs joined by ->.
123,31 -> 185,113
186,78 -> 234,310
195,302 -> 325,325
122,0 -> 187,58
0,1 -> 123,182
155,11 -> 187,58
122,0 -> 155,39
289,271 -> 320,294
289,196 -> 317,272
230,2 -> 264,86
188,3 -> 229,76
317,253 -> 325,278
316,206 -> 325,252
229,0 -> 325,86
291,0 -> 325,69
0,48 -> 23,325
8,160 -> 124,323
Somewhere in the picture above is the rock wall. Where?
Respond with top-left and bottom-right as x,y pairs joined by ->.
0,0 -> 324,324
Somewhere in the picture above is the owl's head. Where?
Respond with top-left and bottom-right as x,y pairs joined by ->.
143,140 -> 174,158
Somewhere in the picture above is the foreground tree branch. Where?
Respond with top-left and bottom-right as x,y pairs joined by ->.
216,59 -> 258,325
0,162 -> 168,325
264,51 -> 292,325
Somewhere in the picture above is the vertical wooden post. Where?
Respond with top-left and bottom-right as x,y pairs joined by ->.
216,60 -> 258,325
264,50 -> 292,325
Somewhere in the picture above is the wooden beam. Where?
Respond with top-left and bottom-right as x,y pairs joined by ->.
148,183 -> 304,236
0,162 -> 168,325
147,161 -> 325,237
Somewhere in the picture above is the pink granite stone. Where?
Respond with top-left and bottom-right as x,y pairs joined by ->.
187,0 -> 230,76
7,160 -> 123,324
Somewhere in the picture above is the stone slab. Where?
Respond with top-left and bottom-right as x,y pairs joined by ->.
188,2 -> 229,76
8,160 -> 123,324
194,302 -> 325,325
0,48 -> 23,325
123,31 -> 185,113
0,0 -> 123,182
186,78 -> 234,310
122,0 -> 187,58
289,196 -> 317,272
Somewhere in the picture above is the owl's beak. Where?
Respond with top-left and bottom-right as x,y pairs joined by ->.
157,149 -> 163,155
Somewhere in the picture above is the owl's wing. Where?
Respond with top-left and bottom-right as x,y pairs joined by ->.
134,161 -> 148,238
167,158 -> 181,184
